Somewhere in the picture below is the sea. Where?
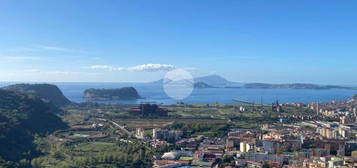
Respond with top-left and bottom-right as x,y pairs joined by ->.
1,82 -> 356,105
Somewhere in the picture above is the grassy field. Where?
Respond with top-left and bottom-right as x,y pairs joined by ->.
75,142 -> 117,152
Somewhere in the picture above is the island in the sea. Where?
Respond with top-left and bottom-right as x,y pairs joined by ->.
83,87 -> 141,101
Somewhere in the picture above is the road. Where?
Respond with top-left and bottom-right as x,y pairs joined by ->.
97,118 -> 133,136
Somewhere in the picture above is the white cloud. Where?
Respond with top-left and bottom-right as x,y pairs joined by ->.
0,56 -> 41,62
23,69 -> 41,73
6,45 -> 88,54
86,65 -> 124,71
128,64 -> 176,72
45,71 -> 82,75
85,63 -> 175,72
34,45 -> 88,54
0,69 -> 101,82
22,69 -> 82,75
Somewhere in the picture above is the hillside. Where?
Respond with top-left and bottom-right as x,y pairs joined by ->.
83,87 -> 141,101
0,89 -> 68,163
2,84 -> 71,107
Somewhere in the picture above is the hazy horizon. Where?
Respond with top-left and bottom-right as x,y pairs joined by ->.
1,73 -> 357,87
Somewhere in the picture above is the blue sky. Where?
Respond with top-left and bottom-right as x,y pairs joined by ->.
0,0 -> 357,84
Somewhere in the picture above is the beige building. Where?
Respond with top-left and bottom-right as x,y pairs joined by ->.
240,141 -> 254,153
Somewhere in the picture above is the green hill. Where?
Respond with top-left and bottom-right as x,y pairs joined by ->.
2,84 -> 71,107
0,89 -> 68,163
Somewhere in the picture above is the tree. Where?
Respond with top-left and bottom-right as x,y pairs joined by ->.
31,158 -> 43,168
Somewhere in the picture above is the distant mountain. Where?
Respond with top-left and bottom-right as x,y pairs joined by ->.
151,75 -> 357,91
195,75 -> 243,87
244,83 -> 356,90
0,89 -> 68,162
151,74 -> 242,87
83,87 -> 141,101
194,82 -> 217,88
194,75 -> 231,86
2,84 -> 71,107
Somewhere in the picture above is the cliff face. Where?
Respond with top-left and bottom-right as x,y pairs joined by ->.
2,84 -> 71,107
83,87 -> 141,101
